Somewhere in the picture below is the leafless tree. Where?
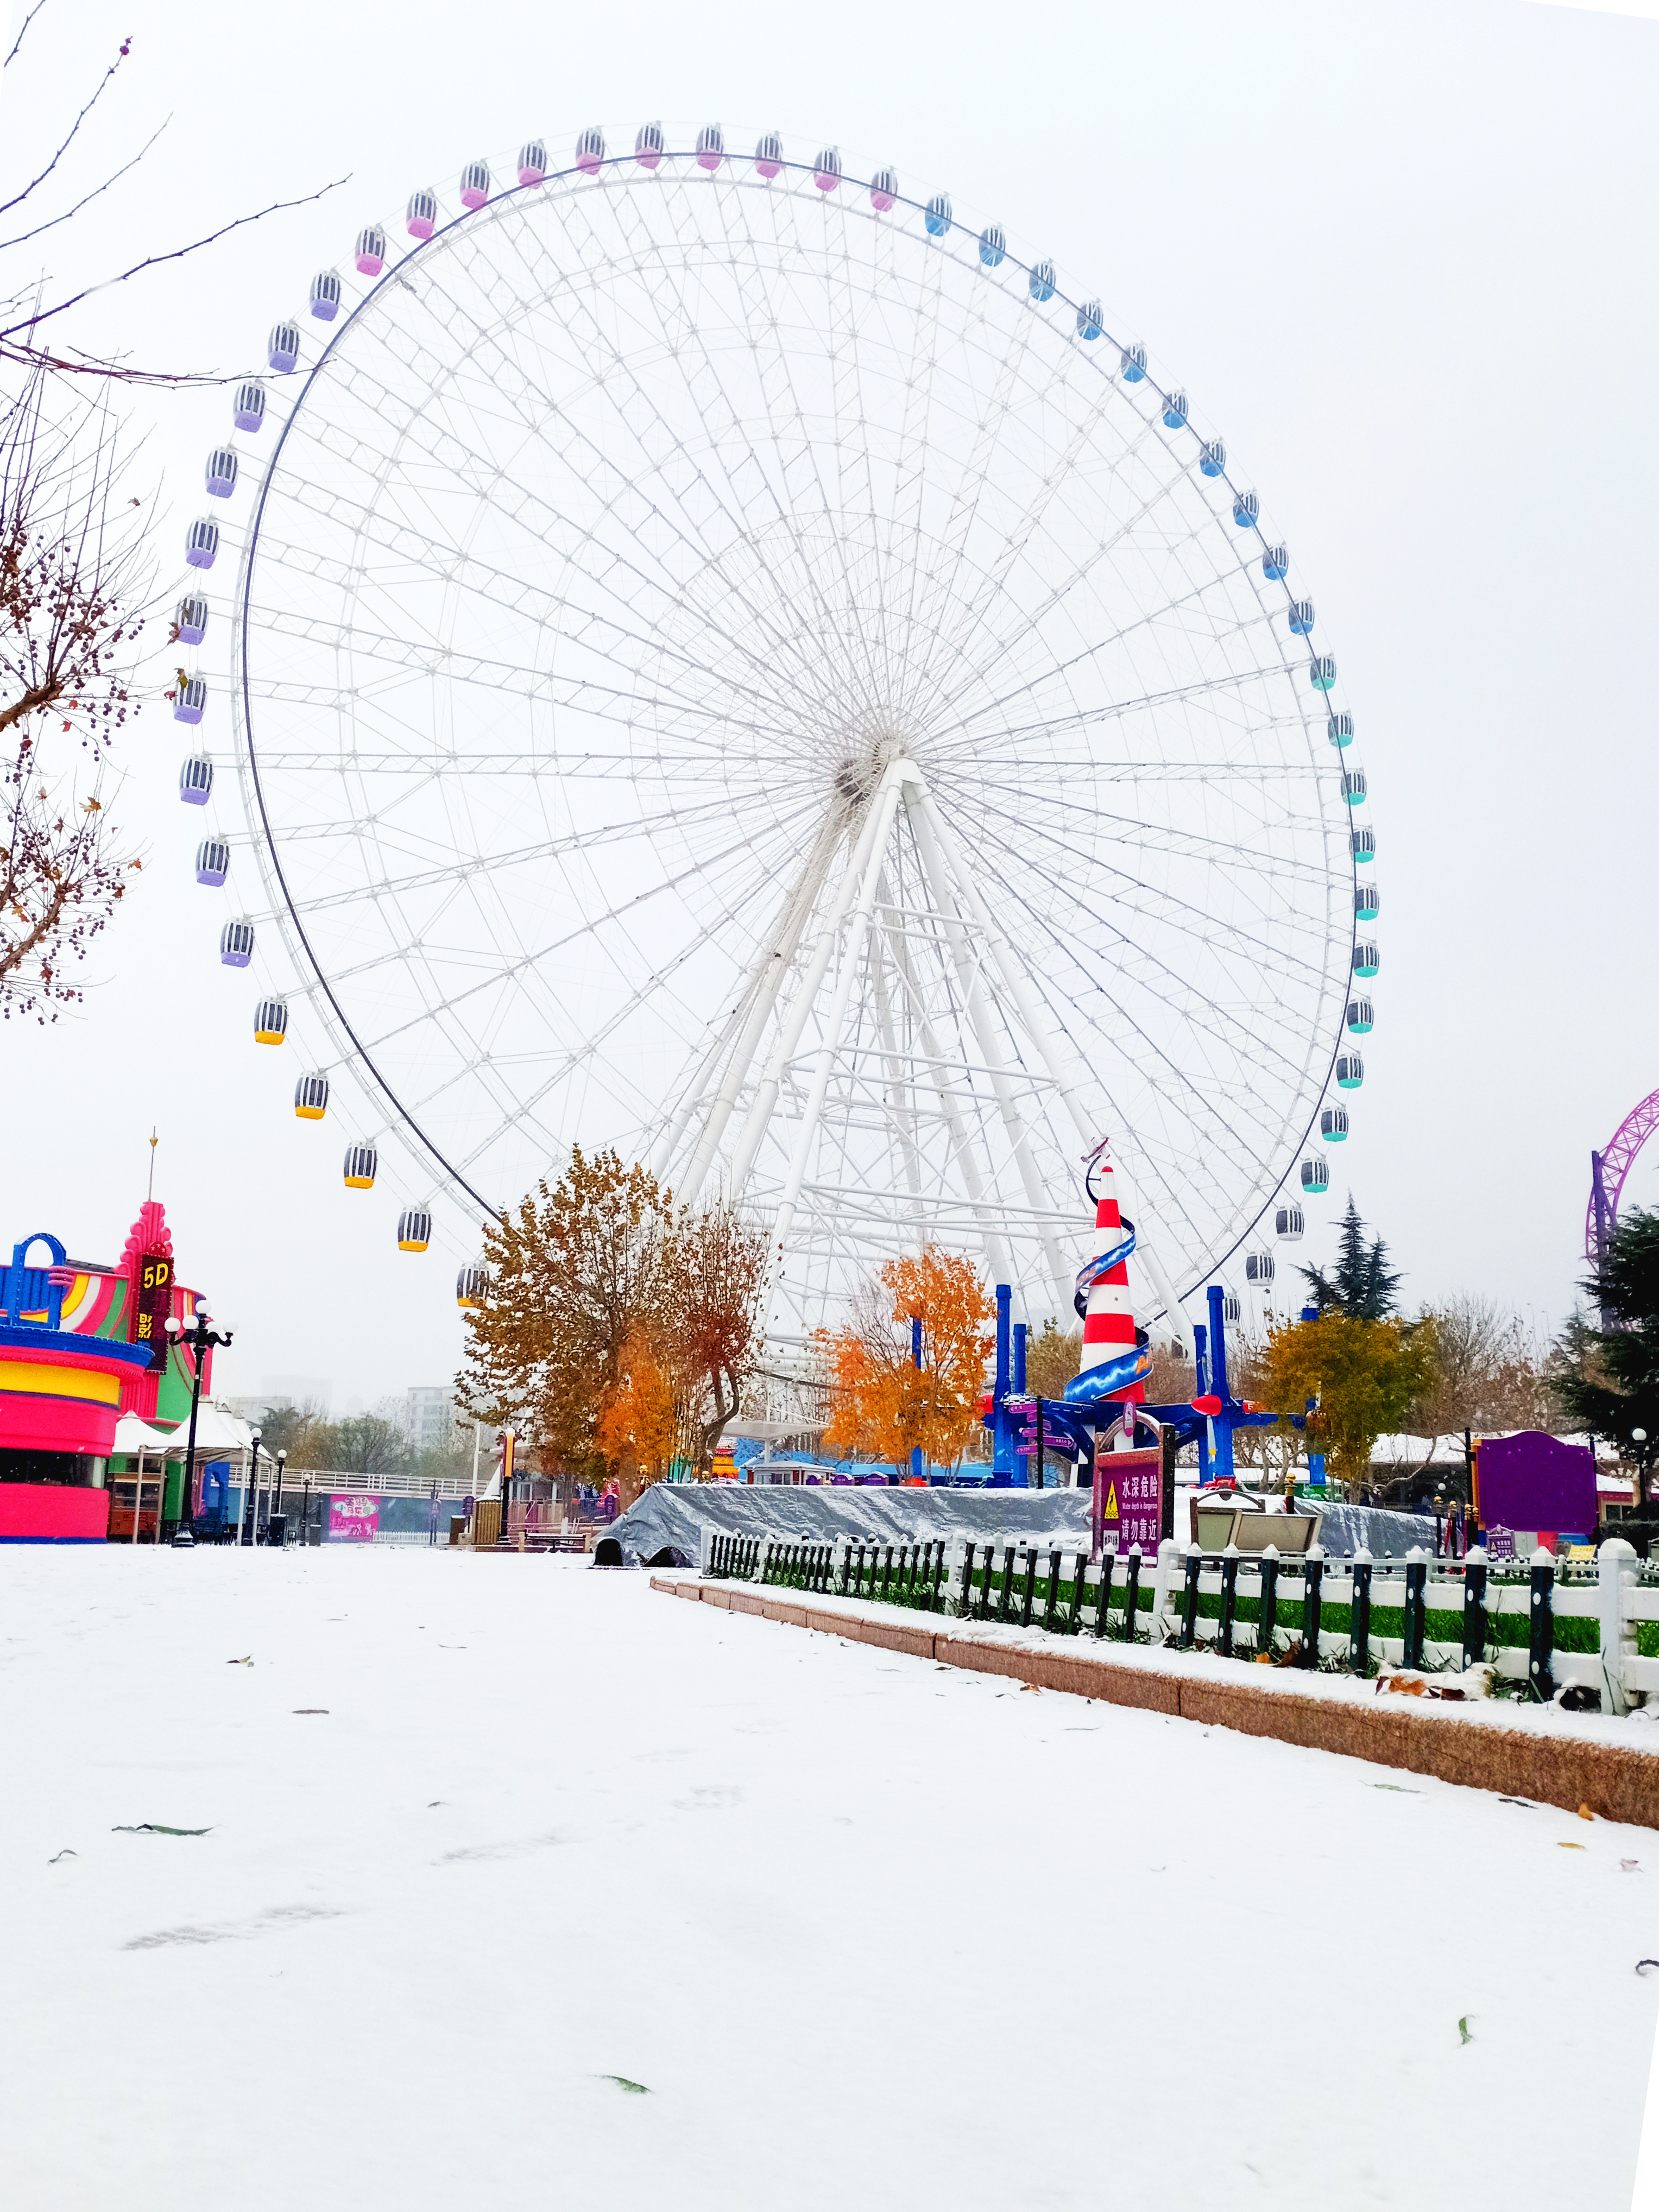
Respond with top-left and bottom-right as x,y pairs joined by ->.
1372,1295 -> 1560,1496
0,368 -> 146,1019
0,8 -> 349,1007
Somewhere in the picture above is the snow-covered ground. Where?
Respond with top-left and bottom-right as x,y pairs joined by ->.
3,1547 -> 1655,2210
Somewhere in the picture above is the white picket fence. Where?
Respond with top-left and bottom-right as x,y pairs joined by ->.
704,1530 -> 1659,1714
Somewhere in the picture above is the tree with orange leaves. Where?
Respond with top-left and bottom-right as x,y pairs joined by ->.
816,1247 -> 994,1472
594,1329 -> 680,1508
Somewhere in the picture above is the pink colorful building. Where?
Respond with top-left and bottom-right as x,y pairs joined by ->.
0,1201 -> 213,1543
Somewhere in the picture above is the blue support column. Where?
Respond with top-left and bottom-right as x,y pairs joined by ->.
1193,1322 -> 1212,1485
1013,1321 -> 1027,1395
1206,1284 -> 1237,1487
991,1284 -> 1020,1484
910,1314 -> 923,1483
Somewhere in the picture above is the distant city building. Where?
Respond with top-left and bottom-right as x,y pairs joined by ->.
224,1393 -> 292,1423
258,1375 -> 331,1412
405,1387 -> 458,1451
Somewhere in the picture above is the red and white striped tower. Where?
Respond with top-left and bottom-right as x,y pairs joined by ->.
1080,1147 -> 1144,1413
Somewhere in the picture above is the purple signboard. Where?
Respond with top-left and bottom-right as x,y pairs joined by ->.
1475,1432 -> 1595,1538
1093,1445 -> 1162,1558
328,1493 -> 380,1543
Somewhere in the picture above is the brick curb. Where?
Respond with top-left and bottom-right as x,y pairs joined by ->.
651,1576 -> 1659,1830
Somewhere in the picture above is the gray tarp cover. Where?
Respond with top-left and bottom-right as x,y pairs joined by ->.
606,1484 -> 1435,1565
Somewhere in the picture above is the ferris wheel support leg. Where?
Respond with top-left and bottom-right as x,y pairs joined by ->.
904,787 -> 1074,1322
728,794 -> 890,1204
868,922 -> 925,1229
671,827 -> 832,1205
764,770 -> 910,1317
881,887 -> 1020,1297
911,783 -> 1193,1353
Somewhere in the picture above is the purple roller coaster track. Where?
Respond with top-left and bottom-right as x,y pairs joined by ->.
1587,1089 -> 1659,1312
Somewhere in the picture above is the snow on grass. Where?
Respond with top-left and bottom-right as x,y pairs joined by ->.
2,1546 -> 1655,2210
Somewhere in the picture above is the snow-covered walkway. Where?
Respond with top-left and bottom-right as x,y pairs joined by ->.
3,1547 -> 1655,2209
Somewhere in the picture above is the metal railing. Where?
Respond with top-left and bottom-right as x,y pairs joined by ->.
280,1468 -> 475,1499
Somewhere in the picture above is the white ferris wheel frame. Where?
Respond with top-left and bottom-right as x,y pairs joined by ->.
211,129 -> 1367,1348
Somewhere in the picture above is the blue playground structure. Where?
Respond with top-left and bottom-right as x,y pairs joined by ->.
981,1281 -> 1310,1488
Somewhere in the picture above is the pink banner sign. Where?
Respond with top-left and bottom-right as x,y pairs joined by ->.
327,1494 -> 380,1542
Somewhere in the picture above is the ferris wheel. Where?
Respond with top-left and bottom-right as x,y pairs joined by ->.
175,123 -> 1374,1343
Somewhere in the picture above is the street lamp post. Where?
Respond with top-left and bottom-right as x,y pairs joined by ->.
163,1305 -> 234,1543
241,1429 -> 262,1547
273,1448 -> 288,1541
1633,1428 -> 1650,1516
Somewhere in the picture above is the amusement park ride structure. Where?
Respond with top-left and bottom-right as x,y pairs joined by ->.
173,121 -> 1374,1356
1588,1090 -> 1659,1324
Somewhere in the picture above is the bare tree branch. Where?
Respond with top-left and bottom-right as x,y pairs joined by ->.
1,118 -> 169,255
0,32 -> 132,220
1,172 -> 354,347
0,14 -> 348,389
4,1 -> 51,72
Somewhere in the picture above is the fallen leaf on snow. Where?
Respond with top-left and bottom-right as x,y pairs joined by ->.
1578,1804 -> 1595,1821
1558,1842 -> 1586,1851
112,1824 -> 212,1837
1458,2016 -> 1473,2045
597,2076 -> 649,2095
48,1849 -> 76,1863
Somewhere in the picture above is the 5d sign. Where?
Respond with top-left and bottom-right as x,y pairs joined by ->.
130,1249 -> 173,1373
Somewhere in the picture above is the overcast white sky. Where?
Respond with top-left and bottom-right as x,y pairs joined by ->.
0,0 -> 1655,1407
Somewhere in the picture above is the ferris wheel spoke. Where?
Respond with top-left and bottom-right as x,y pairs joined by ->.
318,796 -> 823,1064
980,918 -> 1287,1266
969,795 -> 1339,1000
898,306 -> 1042,722
269,784 -> 765,893
256,467 -> 821,744
923,364 -> 1175,697
932,658 -> 1311,763
716,180 -> 891,717
434,196 -> 872,715
241,599 -> 754,747
339,258 -> 778,624
1002,939 -> 1314,1222
245,745 -> 745,781
961,770 -> 1341,888
936,578 -> 1285,750
422,936 -> 722,1180
818,203 -> 892,697
954,807 -> 1322,1136
279,344 -> 847,734
873,207 -> 948,687
935,435 -> 1251,701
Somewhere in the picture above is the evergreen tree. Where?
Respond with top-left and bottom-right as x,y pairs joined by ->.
1299,1196 -> 1402,1320
1554,1209 -> 1659,1472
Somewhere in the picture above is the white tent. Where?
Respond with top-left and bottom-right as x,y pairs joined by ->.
112,1413 -> 174,1457
161,1402 -> 255,1458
